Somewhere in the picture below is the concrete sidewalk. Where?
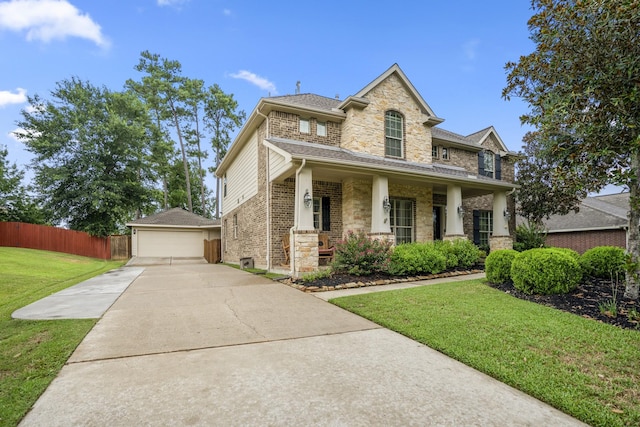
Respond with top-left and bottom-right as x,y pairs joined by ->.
19,264 -> 586,426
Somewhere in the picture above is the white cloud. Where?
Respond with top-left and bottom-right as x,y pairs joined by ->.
0,88 -> 27,107
157,0 -> 190,7
0,0 -> 109,48
230,70 -> 277,94
462,38 -> 480,61
8,127 -> 27,142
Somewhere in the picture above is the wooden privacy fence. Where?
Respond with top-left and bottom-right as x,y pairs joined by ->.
204,239 -> 221,264
0,222 -> 131,260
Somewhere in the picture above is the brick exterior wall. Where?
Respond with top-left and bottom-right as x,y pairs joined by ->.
546,229 -> 626,254
268,111 -> 341,147
340,73 -> 432,164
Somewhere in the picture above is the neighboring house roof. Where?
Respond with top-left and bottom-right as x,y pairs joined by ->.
540,193 -> 628,233
264,137 -> 517,193
126,208 -> 220,229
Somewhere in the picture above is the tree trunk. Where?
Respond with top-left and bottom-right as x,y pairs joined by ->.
624,152 -> 640,299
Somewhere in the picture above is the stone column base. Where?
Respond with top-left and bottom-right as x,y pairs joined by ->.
443,234 -> 467,242
292,230 -> 318,278
368,232 -> 395,246
489,235 -> 513,252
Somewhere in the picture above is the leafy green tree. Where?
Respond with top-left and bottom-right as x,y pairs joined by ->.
16,78 -> 154,236
129,51 -> 194,212
503,0 -> 640,299
204,84 -> 245,218
0,145 -> 48,223
182,78 -> 209,214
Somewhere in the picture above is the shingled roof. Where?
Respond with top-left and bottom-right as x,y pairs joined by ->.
127,208 -> 220,228
539,193 -> 629,233
267,93 -> 342,112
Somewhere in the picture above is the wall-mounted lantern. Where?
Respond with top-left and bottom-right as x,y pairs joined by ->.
303,189 -> 312,208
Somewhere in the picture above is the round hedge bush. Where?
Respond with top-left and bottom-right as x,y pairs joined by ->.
485,249 -> 518,284
510,248 -> 582,295
580,246 -> 626,279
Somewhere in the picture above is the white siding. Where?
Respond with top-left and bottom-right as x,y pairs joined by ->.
268,149 -> 289,181
223,131 -> 259,214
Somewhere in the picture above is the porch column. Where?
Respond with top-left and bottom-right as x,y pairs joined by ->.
371,175 -> 391,234
295,167 -> 314,231
292,166 -> 318,278
445,184 -> 465,239
490,191 -> 513,251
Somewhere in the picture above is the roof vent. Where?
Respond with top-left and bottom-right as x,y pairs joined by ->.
295,81 -> 300,94
335,94 -> 340,99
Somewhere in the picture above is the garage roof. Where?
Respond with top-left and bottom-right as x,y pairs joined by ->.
127,208 -> 220,228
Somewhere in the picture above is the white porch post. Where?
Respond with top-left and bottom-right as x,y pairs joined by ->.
490,191 -> 513,251
371,175 -> 391,234
445,184 -> 465,238
492,191 -> 509,236
295,167 -> 314,231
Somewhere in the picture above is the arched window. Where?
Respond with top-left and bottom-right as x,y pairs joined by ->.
385,111 -> 403,158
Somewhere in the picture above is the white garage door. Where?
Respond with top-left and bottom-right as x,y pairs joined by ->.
137,230 -> 204,257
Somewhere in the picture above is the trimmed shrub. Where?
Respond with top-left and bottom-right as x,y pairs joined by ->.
433,240 -> 458,268
513,222 -> 547,252
485,249 -> 518,284
333,230 -> 392,276
580,246 -> 626,278
389,242 -> 448,276
449,238 -> 482,268
549,247 -> 581,262
510,248 -> 582,295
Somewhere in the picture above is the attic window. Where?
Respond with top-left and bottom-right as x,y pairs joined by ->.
317,121 -> 326,137
300,118 -> 310,134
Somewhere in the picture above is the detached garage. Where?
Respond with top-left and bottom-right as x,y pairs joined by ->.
127,208 -> 220,260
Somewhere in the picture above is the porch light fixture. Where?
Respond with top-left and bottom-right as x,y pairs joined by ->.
303,189 -> 312,208
503,208 -> 511,220
382,196 -> 391,213
457,205 -> 465,218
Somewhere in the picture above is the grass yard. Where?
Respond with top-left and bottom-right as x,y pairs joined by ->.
331,279 -> 640,427
0,247 -> 123,427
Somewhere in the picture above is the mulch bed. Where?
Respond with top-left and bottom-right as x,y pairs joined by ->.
488,278 -> 640,331
294,269 -> 640,331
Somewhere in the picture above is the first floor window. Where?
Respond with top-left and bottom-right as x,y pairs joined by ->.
313,196 -> 331,231
233,214 -> 238,239
313,198 -> 322,230
390,198 -> 414,245
478,210 -> 493,247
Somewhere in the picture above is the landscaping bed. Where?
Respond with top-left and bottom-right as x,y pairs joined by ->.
489,277 -> 640,331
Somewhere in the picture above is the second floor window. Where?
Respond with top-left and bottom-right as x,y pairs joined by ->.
300,118 -> 310,134
317,121 -> 326,137
484,151 -> 494,176
432,145 -> 439,159
442,147 -> 449,160
385,111 -> 403,158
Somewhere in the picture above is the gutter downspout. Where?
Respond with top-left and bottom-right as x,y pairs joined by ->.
291,159 -> 306,277
256,108 -> 270,271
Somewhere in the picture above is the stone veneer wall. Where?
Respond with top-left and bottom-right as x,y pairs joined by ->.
489,235 -> 514,251
342,178 -> 372,234
268,111 -> 341,147
389,183 -> 434,242
292,230 -> 318,276
340,73 -> 432,164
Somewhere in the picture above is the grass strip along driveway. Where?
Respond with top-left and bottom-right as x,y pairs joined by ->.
0,247 -> 123,427
331,279 -> 640,427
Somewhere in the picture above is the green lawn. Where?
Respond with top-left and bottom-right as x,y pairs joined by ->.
331,279 -> 640,427
0,247 -> 123,427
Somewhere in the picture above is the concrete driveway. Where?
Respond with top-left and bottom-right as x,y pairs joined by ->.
20,264 -> 586,426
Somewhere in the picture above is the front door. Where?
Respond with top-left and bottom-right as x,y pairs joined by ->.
433,206 -> 442,240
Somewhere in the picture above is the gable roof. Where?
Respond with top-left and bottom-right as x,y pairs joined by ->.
338,64 -> 444,126
540,193 -> 628,233
126,208 -> 220,228
267,93 -> 341,112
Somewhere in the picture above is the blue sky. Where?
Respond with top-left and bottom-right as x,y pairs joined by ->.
0,0 -> 537,187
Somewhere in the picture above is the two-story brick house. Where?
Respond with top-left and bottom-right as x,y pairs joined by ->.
216,64 -> 518,277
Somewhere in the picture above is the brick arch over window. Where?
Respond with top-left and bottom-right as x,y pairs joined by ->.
384,110 -> 404,158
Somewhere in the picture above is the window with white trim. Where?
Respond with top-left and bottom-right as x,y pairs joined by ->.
390,198 -> 414,245
233,214 -> 238,239
442,147 -> 449,160
432,145 -> 439,159
300,118 -> 310,134
484,151 -> 494,178
317,121 -> 326,137
385,111 -> 403,158
313,198 -> 322,230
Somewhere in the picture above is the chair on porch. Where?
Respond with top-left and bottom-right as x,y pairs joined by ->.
282,234 -> 291,265
318,233 -> 335,265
